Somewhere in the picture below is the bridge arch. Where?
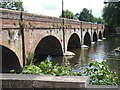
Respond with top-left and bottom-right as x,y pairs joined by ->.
34,35 -> 63,62
67,33 -> 81,50
83,32 -> 91,45
93,32 -> 97,42
103,30 -> 106,37
99,31 -> 102,39
1,45 -> 22,73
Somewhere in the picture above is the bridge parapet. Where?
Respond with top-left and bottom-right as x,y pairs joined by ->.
91,23 -> 98,29
97,24 -> 103,29
22,11 -> 62,29
1,8 -> 104,31
1,8 -> 21,29
81,21 -> 91,29
1,74 -> 89,89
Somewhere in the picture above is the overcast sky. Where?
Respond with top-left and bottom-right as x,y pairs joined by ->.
22,0 -> 105,18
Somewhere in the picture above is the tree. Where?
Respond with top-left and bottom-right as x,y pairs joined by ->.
93,17 -> 104,24
74,13 -> 79,20
78,8 -> 94,22
102,2 -> 120,27
0,0 -> 24,11
60,9 -> 74,19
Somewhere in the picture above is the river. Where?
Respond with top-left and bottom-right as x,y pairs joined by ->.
52,37 -> 120,78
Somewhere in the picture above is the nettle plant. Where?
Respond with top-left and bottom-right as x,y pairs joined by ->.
22,58 -> 73,76
80,61 -> 119,85
12,57 -> 120,86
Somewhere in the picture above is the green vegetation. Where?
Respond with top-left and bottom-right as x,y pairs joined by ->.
60,8 -> 104,24
18,57 -> 120,86
26,52 -> 35,65
60,9 -> 74,19
102,2 -> 120,35
76,8 -> 104,23
78,8 -> 93,22
0,0 -> 24,11
22,58 -> 73,76
82,61 -> 119,85
19,20 -> 26,28
102,2 -> 120,27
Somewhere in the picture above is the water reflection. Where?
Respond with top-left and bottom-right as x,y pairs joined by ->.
52,37 -> 120,78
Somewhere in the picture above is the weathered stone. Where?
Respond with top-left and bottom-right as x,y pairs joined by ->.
0,8 -> 105,71
64,51 -> 75,56
1,74 -> 89,89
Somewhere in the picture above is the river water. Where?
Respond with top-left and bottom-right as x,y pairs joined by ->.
52,37 -> 120,78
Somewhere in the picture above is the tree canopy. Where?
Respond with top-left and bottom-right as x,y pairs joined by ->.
60,8 -> 104,24
78,8 -> 93,22
0,0 -> 24,11
60,9 -> 74,19
102,2 -> 120,27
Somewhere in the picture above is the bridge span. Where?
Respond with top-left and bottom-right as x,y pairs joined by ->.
0,8 -> 105,72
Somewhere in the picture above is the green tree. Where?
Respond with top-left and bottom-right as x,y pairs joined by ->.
0,0 -> 24,11
74,13 -> 79,20
102,2 -> 120,27
60,9 -> 74,19
78,8 -> 94,22
93,17 -> 104,24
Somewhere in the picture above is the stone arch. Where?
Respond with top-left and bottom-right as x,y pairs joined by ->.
34,35 -> 63,62
99,31 -> 102,39
93,32 -> 97,42
84,32 -> 91,45
1,45 -> 22,73
67,33 -> 81,50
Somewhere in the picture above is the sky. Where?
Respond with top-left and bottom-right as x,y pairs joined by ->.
22,0 -> 105,18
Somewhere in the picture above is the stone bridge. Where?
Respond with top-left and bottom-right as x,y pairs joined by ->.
0,8 -> 105,73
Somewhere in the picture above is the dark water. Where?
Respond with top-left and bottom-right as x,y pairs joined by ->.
52,37 -> 120,78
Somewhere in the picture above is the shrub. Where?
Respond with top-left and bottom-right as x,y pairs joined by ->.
14,58 -> 120,86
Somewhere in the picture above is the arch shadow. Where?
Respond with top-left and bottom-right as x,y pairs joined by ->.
34,35 -> 63,62
1,45 -> 22,73
84,32 -> 91,46
93,32 -> 97,42
99,31 -> 102,39
103,30 -> 106,37
67,33 -> 81,50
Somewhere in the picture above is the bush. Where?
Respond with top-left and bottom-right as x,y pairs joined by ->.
80,61 -> 119,85
19,58 -> 120,86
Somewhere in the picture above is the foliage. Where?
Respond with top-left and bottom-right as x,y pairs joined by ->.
21,57 -> 120,86
93,17 -> 104,24
60,9 -> 75,19
26,52 -> 35,65
102,2 -> 120,27
80,61 -> 119,85
78,8 -> 94,22
0,0 -> 24,11
59,8 -> 104,24
75,8 -> 104,24
19,20 -> 26,28
22,58 -> 73,76
10,69 -> 15,73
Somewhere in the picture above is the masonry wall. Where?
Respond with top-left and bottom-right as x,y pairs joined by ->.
0,8 -> 23,67
1,8 -> 105,67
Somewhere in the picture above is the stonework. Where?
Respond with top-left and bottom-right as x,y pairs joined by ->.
0,8 -> 105,68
